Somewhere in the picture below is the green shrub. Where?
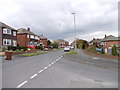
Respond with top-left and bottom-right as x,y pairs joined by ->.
8,46 -> 27,51
87,45 -> 97,52
35,46 -> 43,50
112,45 -> 119,56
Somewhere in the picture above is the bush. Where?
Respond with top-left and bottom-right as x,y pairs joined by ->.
112,45 -> 119,56
8,46 -> 27,51
35,46 -> 43,50
87,45 -> 97,52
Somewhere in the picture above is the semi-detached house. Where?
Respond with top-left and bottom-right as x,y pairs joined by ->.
0,22 -> 17,49
17,28 -> 40,47
17,28 -> 48,47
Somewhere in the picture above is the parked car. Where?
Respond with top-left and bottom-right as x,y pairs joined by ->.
64,47 -> 70,52
44,48 -> 49,51
71,46 -> 74,50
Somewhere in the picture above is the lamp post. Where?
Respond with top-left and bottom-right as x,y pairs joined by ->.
71,12 -> 77,52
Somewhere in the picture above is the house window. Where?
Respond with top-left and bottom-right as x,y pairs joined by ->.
27,34 -> 29,38
30,35 -> 34,39
3,28 -> 11,34
35,36 -> 39,40
3,39 -> 11,45
13,40 -> 17,46
13,31 -> 16,36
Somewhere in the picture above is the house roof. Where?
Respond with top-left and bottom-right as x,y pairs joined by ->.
17,28 -> 37,36
38,34 -> 47,39
55,39 -> 68,43
0,21 -> 16,31
102,35 -> 120,41
89,38 -> 102,43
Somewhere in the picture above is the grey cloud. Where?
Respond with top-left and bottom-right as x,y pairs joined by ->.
0,0 -> 118,42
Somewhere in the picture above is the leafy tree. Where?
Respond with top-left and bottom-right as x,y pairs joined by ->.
76,39 -> 88,49
51,41 -> 59,48
112,45 -> 118,56
47,40 -> 52,46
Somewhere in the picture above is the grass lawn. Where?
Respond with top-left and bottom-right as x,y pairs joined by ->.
19,52 -> 48,57
51,48 -> 63,52
65,50 -> 77,55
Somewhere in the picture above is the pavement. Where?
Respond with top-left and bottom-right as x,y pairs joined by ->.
2,49 -> 118,88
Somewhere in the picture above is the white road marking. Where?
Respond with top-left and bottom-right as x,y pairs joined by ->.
30,74 -> 38,79
17,81 -> 28,88
93,57 -> 99,59
44,66 -> 48,70
51,62 -> 54,64
16,55 -> 64,88
48,64 -> 52,67
38,70 -> 43,73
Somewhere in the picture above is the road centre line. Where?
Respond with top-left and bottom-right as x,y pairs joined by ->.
39,70 -> 44,73
17,81 -> 28,88
44,66 -> 48,70
30,74 -> 38,79
93,57 -> 99,59
48,64 -> 52,67
17,55 -> 63,88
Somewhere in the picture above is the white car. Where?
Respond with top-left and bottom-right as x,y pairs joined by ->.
64,47 -> 70,52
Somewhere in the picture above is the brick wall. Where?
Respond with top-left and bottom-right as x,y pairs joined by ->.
17,34 -> 30,47
103,40 -> 120,53
40,39 -> 47,47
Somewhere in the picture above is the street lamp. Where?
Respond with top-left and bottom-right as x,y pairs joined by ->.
71,12 -> 77,52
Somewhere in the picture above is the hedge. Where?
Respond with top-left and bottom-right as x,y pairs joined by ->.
8,46 -> 27,51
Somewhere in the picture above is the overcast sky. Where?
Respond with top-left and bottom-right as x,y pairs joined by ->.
0,0 -> 119,43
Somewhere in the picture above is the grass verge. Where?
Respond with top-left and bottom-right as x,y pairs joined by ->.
19,52 -> 48,57
65,50 -> 77,55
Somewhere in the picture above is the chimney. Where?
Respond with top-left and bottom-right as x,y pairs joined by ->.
105,34 -> 107,38
28,27 -> 30,31
93,38 -> 95,40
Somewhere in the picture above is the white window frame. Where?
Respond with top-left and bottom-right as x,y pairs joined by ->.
3,39 -> 11,45
13,31 -> 16,36
27,34 -> 29,38
13,40 -> 17,46
30,35 -> 34,39
35,36 -> 39,40
3,28 -> 11,35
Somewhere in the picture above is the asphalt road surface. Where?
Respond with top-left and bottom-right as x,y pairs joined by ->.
2,49 -> 118,88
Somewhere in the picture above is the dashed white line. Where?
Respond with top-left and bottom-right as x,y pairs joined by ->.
16,55 -> 63,88
17,81 -> 28,88
93,57 -> 99,59
48,64 -> 52,67
30,74 -> 38,79
38,70 -> 43,73
44,66 -> 48,70
51,62 -> 54,64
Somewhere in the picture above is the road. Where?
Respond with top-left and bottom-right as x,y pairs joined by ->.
2,49 -> 118,88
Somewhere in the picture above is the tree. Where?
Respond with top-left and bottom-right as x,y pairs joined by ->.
47,40 -> 52,46
76,39 -> 88,49
112,45 -> 118,56
51,41 -> 59,48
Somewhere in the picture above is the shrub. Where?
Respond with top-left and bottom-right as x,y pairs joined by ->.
8,46 -> 27,51
112,45 -> 119,56
87,45 -> 97,52
35,46 -> 43,50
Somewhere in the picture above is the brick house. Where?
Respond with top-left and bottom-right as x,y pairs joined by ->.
101,35 -> 120,54
17,28 -> 40,47
89,38 -> 102,47
55,39 -> 69,48
0,22 -> 17,49
38,34 -> 47,48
